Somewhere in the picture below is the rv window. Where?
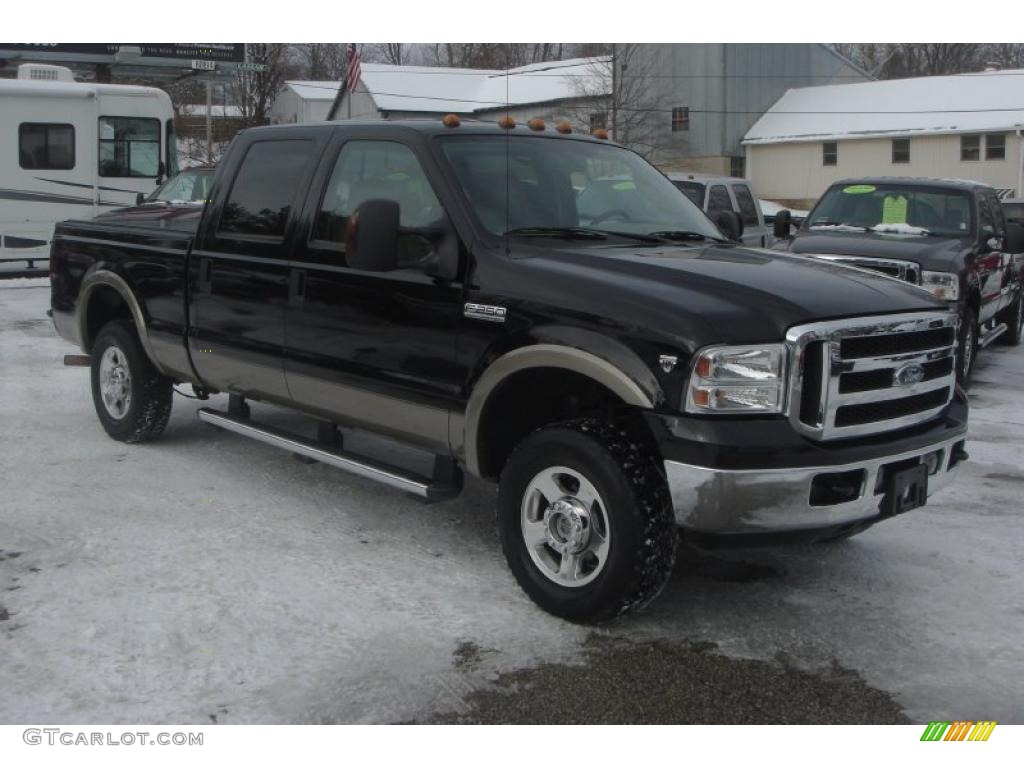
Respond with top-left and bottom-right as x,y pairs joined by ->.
98,117 -> 161,177
19,123 -> 75,170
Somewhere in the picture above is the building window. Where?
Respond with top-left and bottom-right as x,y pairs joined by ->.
822,141 -> 838,166
729,156 -> 745,178
589,112 -> 606,132
98,116 -> 161,177
961,135 -> 981,162
19,123 -> 75,170
892,138 -> 910,164
671,107 -> 690,132
986,133 -> 1006,160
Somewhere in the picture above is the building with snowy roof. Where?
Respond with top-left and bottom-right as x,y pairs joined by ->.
744,69 -> 1024,206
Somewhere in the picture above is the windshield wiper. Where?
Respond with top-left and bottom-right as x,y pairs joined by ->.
647,230 -> 727,243
504,227 -> 607,240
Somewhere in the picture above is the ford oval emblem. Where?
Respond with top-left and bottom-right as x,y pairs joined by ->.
895,363 -> 926,386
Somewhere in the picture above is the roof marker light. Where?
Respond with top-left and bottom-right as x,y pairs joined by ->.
592,128 -> 609,140
527,118 -> 546,131
442,114 -> 461,128
555,120 -> 572,134
498,116 -> 516,129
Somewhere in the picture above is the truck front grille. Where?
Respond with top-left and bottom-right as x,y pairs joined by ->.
787,312 -> 958,441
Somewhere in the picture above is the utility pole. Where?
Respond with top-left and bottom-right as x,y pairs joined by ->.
610,43 -> 618,140
205,79 -> 213,165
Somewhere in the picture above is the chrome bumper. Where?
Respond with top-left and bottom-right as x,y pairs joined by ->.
665,434 -> 965,534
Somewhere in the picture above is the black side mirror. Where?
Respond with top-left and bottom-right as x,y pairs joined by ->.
1005,222 -> 1024,254
712,210 -> 743,242
773,209 -> 793,240
135,192 -> 145,206
347,199 -> 400,272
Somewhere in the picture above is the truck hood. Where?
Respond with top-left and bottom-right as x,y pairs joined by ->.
512,242 -> 948,347
785,230 -> 969,271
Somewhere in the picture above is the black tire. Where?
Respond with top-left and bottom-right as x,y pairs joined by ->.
997,291 -> 1023,346
90,320 -> 173,443
497,419 -> 676,623
956,305 -> 978,386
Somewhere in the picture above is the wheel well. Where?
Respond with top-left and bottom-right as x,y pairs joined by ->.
475,367 -> 656,480
84,285 -> 133,352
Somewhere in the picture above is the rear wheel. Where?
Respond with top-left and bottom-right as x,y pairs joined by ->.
997,291 -> 1023,346
497,419 -> 676,623
956,305 -> 978,385
90,320 -> 173,442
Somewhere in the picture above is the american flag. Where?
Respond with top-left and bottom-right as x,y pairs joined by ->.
345,43 -> 362,93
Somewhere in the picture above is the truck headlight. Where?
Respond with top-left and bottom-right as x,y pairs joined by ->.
685,344 -> 787,414
920,271 -> 960,301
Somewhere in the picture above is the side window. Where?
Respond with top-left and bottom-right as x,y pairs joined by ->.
219,140 -> 315,238
985,192 -> 1006,236
732,184 -> 760,226
313,140 -> 444,248
19,123 -> 75,170
98,117 -> 160,177
707,184 -> 732,214
978,194 -> 996,238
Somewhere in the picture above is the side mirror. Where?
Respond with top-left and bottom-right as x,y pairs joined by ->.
712,210 -> 743,242
773,209 -> 793,240
346,199 -> 400,272
1005,222 -> 1024,254
135,192 -> 146,206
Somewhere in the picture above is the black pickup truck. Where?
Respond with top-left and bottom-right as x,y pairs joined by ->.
50,120 -> 968,622
772,178 -> 1024,383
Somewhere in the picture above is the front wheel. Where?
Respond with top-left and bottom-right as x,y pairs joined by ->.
956,305 -> 978,386
90,320 -> 173,442
497,419 -> 677,623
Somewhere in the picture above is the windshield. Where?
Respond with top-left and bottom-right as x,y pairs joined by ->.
807,182 -> 974,237
148,168 -> 213,203
439,136 -> 722,240
671,180 -> 705,207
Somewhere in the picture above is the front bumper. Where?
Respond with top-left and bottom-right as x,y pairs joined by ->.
665,433 -> 966,534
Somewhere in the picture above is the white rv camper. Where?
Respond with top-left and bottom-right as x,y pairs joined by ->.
1,64 -> 177,272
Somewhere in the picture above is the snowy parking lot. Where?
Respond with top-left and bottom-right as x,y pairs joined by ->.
1,277 -> 1022,724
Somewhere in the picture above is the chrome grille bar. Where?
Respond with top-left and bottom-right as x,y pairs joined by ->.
803,254 -> 922,285
786,311 -> 958,441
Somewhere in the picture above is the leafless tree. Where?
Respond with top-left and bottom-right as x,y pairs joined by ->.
229,43 -> 297,127
833,43 -> 986,78
425,43 -> 568,69
368,44 -> 406,66
298,44 -> 348,80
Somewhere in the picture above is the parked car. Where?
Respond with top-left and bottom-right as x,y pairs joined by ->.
50,120 -> 967,622
1002,198 -> 1024,227
666,173 -> 769,247
138,165 -> 216,206
772,178 -> 1024,384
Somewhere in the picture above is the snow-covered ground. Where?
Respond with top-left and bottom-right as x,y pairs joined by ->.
1,277 -> 1022,723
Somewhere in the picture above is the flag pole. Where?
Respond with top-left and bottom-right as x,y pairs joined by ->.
325,44 -> 349,122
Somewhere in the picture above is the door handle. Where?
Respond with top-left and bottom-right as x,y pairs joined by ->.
199,257 -> 212,290
290,269 -> 306,302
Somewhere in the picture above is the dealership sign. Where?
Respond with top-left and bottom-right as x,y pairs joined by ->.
0,44 -> 245,63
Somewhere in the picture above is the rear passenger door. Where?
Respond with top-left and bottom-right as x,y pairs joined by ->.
283,135 -> 464,454
189,135 -> 324,401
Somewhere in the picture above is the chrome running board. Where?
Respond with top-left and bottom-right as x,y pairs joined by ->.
978,322 -> 1007,349
197,407 -> 460,502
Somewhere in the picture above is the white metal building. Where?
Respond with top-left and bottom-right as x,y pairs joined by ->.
270,59 -> 608,128
744,69 -> 1024,206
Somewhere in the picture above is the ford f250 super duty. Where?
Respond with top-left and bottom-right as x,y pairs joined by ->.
772,178 -> 1024,384
50,119 -> 969,622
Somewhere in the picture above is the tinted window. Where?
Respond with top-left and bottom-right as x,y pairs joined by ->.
732,184 -> 760,226
220,140 -> 314,238
19,123 -> 74,170
707,185 -> 733,214
314,140 -> 444,244
672,180 -> 705,206
1003,201 -> 1024,224
99,117 -> 160,177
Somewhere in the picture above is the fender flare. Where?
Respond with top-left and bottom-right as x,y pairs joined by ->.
461,343 -> 660,477
77,270 -> 167,375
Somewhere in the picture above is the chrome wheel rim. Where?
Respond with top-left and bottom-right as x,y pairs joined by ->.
99,345 -> 132,419
521,466 -> 610,587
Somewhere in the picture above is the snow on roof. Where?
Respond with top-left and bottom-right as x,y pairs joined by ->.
744,69 -> 1024,145
179,104 -> 244,118
284,57 -> 608,115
